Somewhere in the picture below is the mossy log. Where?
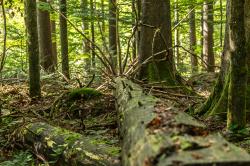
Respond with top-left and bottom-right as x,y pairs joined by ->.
115,77 -> 250,166
22,122 -> 119,166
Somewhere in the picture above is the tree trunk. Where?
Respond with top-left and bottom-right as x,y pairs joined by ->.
189,3 -> 198,74
115,77 -> 250,166
203,0 -> 215,72
136,0 -> 141,59
198,0 -> 249,132
24,0 -> 41,97
227,0 -> 247,130
90,0 -> 96,70
59,0 -> 70,79
174,0 -> 180,69
109,0 -> 117,70
37,0 -> 55,73
51,19 -> 58,69
23,122 -> 119,165
81,0 -> 91,74
138,0 -> 175,84
196,0 -> 230,117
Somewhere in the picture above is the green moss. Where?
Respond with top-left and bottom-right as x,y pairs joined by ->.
68,88 -> 102,100
106,146 -> 121,156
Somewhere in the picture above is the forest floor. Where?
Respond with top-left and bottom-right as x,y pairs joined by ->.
0,72 -> 250,165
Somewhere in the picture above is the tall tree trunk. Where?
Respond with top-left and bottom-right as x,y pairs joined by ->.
37,0 -> 55,73
200,6 -> 204,63
0,0 -> 7,72
189,3 -> 198,74
198,0 -> 249,131
90,0 -> 96,70
81,0 -> 91,73
109,0 -> 117,70
59,0 -> 70,79
138,0 -> 175,84
174,0 -> 180,69
51,20 -> 58,69
132,0 -> 136,59
227,0 -> 247,130
24,0 -> 41,97
245,0 -> 250,113
203,0 -> 215,72
136,0 -> 141,59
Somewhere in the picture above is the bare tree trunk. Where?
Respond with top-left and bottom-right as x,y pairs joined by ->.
174,0 -> 180,70
227,0 -> 247,130
0,0 -> 7,72
90,0 -> 96,70
189,2 -> 198,74
24,0 -> 41,97
203,0 -> 215,72
59,0 -> 70,79
81,0 -> 91,73
109,0 -> 117,70
139,0 -> 175,84
37,0 -> 55,73
51,20 -> 58,68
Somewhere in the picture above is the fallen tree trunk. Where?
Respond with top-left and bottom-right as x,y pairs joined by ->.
115,77 -> 250,166
23,122 -> 119,166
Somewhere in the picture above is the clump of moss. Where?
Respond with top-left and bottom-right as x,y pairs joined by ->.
68,88 -> 102,100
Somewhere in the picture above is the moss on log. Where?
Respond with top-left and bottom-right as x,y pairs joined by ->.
23,122 -> 119,165
115,77 -> 250,166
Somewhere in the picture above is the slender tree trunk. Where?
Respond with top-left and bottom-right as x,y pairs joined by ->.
51,20 -> 58,68
138,0 -> 175,84
0,0 -> 7,72
132,0 -> 136,59
109,0 -> 117,70
90,0 -> 96,70
200,6 -> 204,64
59,0 -> 70,79
174,0 -> 180,69
101,0 -> 105,33
203,0 -> 215,72
81,0 -> 91,73
220,0 -> 223,47
24,0 -> 41,97
189,3 -> 198,74
136,0 -> 141,59
227,0 -> 247,130
37,0 -> 55,73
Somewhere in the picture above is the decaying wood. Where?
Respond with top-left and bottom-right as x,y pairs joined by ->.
115,77 -> 250,166
22,122 -> 119,166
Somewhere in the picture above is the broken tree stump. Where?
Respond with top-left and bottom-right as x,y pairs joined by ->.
115,77 -> 250,166
22,122 -> 119,166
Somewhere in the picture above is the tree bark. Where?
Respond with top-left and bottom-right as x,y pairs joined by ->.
23,122 -> 119,165
51,19 -> 58,69
174,0 -> 180,69
115,77 -> 250,166
109,0 -> 117,70
81,0 -> 91,74
37,0 -> 55,73
24,0 -> 41,98
138,0 -> 175,84
90,0 -> 96,70
203,0 -> 215,72
59,0 -> 70,79
196,0 -> 230,117
189,3 -> 198,74
227,0 -> 247,130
